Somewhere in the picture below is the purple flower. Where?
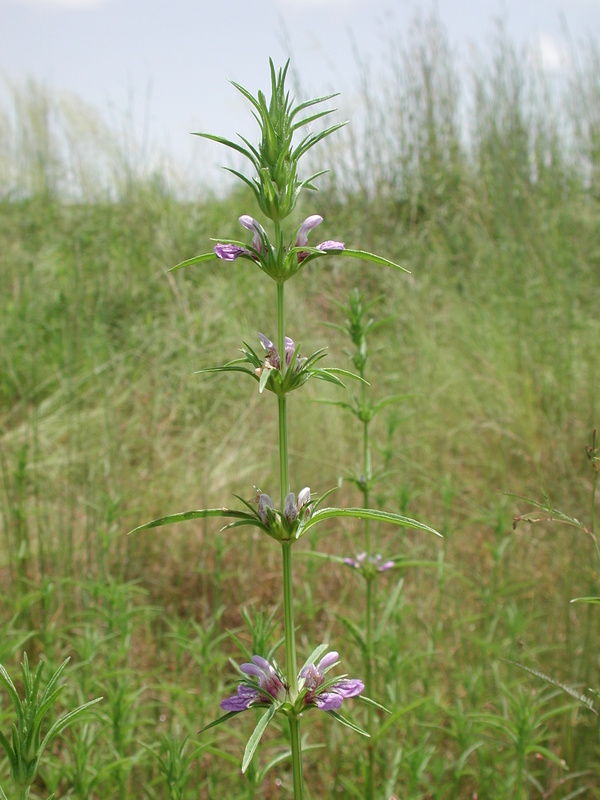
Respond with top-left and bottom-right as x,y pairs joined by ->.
258,333 -> 281,370
300,651 -> 364,711
239,215 -> 266,253
220,655 -> 285,712
258,333 -> 299,372
344,552 -> 394,572
214,243 -> 249,261
214,215 -> 268,262
295,215 -> 345,263
220,683 -> 260,712
284,336 -> 296,367
317,240 -> 345,252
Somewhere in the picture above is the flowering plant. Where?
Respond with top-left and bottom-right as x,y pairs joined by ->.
131,59 -> 439,798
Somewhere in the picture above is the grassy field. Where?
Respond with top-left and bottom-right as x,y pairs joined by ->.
1,18 -> 600,799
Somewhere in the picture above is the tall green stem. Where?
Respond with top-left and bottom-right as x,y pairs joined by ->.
276,276 -> 303,798
282,542 -> 297,689
362,404 -> 375,799
276,281 -> 289,506
288,713 -> 304,799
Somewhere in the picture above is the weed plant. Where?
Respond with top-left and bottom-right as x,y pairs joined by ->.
0,12 -> 599,799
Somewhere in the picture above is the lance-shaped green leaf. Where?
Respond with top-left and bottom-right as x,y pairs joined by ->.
198,710 -> 245,736
169,252 -> 219,272
40,697 -> 103,754
358,694 -> 392,714
297,507 -> 441,540
128,508 -> 267,537
296,246 -> 409,273
326,709 -> 370,737
191,132 -> 260,171
242,703 -> 279,773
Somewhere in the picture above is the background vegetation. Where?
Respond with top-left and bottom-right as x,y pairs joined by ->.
1,15 -> 599,799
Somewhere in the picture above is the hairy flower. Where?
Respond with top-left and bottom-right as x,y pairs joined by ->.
258,333 -> 299,373
214,215 -> 269,263
214,243 -> 250,261
317,240 -> 345,252
300,651 -> 364,711
295,215 -> 345,263
258,493 -> 275,525
220,655 -> 285,712
239,215 -> 266,253
344,552 -> 394,573
283,487 -> 311,524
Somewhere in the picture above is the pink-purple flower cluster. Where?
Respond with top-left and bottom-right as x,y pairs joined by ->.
344,552 -> 395,572
221,656 -> 285,712
299,651 -> 364,711
214,215 -> 344,267
220,651 -> 363,714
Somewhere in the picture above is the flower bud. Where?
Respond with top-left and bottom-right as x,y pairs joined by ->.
258,493 -> 275,525
297,487 -> 311,510
283,492 -> 298,524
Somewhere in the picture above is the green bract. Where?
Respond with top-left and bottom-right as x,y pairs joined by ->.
193,59 -> 344,222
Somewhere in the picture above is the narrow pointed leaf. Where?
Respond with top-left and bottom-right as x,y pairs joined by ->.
358,694 -> 392,714
0,664 -> 21,711
311,370 -> 346,388
0,730 -> 15,767
229,80 -> 263,115
292,107 -> 337,130
372,395 -> 412,414
293,122 -> 348,159
289,92 -> 339,119
326,710 -> 369,737
319,367 -> 368,383
242,704 -> 278,773
503,659 -> 597,713
169,252 -> 218,272
192,132 -> 257,166
337,249 -> 409,273
223,167 -> 261,198
302,507 -> 441,538
41,697 -> 103,753
199,710 -> 244,735
129,508 -> 258,536
196,366 -> 257,378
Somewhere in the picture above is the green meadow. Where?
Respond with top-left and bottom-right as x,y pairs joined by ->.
1,19 -> 599,799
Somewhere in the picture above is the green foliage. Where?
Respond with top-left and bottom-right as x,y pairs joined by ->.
194,59 -> 343,222
0,655 -> 101,798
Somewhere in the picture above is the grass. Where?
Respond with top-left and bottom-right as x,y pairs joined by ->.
1,13 -> 600,799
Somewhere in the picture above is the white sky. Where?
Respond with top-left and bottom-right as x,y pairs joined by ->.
1,0 -> 599,187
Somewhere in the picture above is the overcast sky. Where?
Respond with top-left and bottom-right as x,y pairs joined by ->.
1,0 -> 599,188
